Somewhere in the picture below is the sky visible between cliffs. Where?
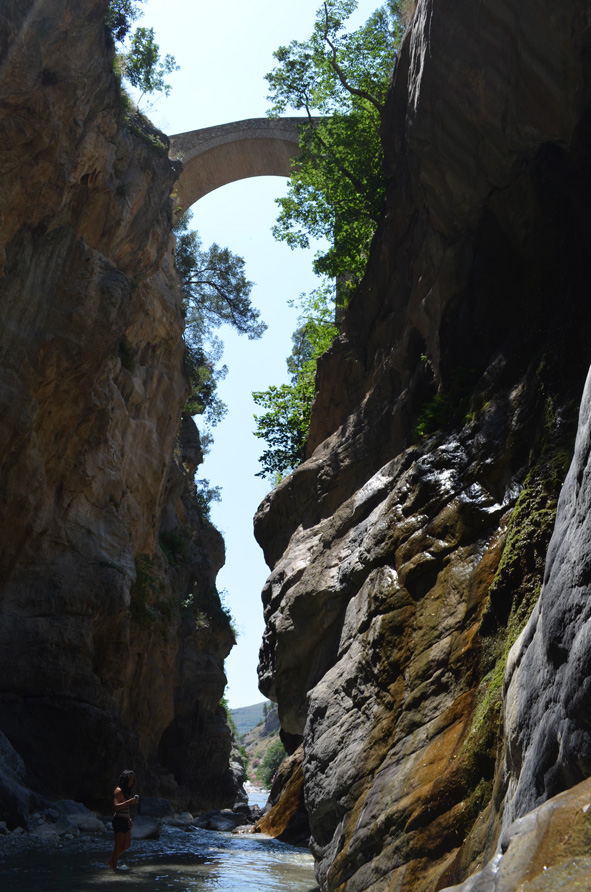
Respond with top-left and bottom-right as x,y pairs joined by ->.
137,0 -> 380,708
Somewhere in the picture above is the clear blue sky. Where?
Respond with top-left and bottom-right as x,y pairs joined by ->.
135,0 -> 380,707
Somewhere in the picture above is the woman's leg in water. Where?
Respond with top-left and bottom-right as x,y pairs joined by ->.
122,828 -> 132,855
107,830 -> 127,869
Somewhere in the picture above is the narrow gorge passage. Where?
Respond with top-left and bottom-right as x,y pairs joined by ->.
4,3 -> 591,892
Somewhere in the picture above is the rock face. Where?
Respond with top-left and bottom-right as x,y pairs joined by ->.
256,1 -> 591,890
0,0 -> 236,819
441,776 -> 591,892
255,744 -> 310,846
503,366 -> 591,826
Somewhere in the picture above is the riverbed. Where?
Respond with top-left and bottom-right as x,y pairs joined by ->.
0,824 -> 319,892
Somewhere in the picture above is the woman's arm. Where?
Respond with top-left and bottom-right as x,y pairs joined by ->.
113,788 -> 138,810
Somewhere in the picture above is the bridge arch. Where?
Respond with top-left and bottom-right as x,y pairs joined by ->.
169,118 -> 309,214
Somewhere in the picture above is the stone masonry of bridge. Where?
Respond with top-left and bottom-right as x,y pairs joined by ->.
169,117 -> 311,214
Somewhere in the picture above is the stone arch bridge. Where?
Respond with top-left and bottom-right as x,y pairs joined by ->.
169,117 -> 311,213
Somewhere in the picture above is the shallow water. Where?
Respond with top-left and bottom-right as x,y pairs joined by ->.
245,785 -> 269,809
0,825 -> 318,892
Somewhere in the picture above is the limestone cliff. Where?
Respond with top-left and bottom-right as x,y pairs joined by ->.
0,0 -> 236,820
256,1 -> 591,890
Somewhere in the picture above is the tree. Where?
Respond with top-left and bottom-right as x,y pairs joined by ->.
105,0 -> 143,42
175,214 -> 266,343
252,2 -> 403,480
253,284 -> 338,480
122,27 -> 179,107
106,2 -> 179,109
174,212 -> 266,436
257,738 -> 287,788
266,0 -> 403,284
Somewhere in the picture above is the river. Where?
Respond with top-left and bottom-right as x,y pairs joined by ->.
0,823 -> 319,892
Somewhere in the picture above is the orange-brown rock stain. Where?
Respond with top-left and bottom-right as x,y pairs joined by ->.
256,766 -> 305,838
324,510 -> 510,892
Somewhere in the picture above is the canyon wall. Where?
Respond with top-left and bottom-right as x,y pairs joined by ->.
0,0 -> 237,820
256,0 -> 591,890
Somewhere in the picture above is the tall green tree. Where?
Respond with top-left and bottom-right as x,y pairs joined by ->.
123,26 -> 179,107
253,1 -> 403,480
175,212 -> 266,437
253,284 -> 338,480
266,0 -> 403,284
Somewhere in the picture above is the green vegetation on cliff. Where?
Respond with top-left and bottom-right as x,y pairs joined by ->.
253,285 -> 338,479
175,210 -> 266,441
239,703 -> 284,784
107,0 -> 178,109
266,0 -> 402,282
253,0 -> 404,480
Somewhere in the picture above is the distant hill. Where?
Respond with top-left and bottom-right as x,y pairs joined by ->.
241,703 -> 282,783
230,700 -> 271,736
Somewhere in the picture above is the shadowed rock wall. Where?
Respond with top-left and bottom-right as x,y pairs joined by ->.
0,0 -> 236,819
503,364 -> 591,825
256,1 -> 591,890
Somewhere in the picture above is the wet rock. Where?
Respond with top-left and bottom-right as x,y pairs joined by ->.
234,802 -> 263,822
503,366 -> 591,826
193,808 -> 253,832
131,816 -> 160,840
55,817 -> 79,837
255,745 -> 309,846
42,809 -> 60,823
50,800 -> 92,816
440,777 -> 591,891
67,814 -> 105,834
208,814 -> 240,832
0,733 -> 30,829
31,823 -> 59,841
47,800 -> 104,833
139,797 -> 174,818
163,812 -> 195,828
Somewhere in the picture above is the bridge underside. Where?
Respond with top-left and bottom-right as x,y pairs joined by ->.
169,118 -> 311,214
173,136 -> 299,212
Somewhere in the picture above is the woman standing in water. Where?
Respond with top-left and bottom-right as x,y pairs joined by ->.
106,769 -> 139,870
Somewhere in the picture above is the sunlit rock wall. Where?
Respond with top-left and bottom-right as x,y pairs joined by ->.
256,0 -> 591,889
0,0 -> 236,819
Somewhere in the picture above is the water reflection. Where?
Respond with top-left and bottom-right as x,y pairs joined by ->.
0,825 -> 318,892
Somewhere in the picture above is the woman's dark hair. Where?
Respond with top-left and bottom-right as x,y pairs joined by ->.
118,769 -> 135,795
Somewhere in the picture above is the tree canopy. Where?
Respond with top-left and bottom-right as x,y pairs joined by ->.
124,27 -> 179,106
253,1 -> 404,480
175,212 -> 266,440
106,0 -> 179,108
105,0 -> 143,42
253,284 -> 338,480
266,0 -> 403,283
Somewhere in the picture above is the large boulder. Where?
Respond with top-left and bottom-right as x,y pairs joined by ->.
139,797 -> 173,818
0,732 -> 32,829
131,815 -> 160,839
